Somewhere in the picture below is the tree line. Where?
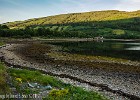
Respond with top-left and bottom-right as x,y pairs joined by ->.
0,16 -> 140,39
0,25 -> 87,38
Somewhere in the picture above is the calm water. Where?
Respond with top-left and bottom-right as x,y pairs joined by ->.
48,41 -> 140,61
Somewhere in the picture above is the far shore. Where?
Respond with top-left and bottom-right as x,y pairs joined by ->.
33,37 -> 140,42
1,37 -> 140,43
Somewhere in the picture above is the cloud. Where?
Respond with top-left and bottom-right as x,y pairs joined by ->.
115,0 -> 140,11
130,0 -> 140,3
0,17 -> 2,23
0,16 -> 12,24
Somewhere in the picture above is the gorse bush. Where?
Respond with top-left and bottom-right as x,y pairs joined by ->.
48,89 -> 69,98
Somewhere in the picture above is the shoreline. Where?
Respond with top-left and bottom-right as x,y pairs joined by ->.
1,37 -> 140,43
0,43 -> 140,100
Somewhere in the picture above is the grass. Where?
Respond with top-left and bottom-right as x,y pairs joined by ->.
48,51 -> 130,63
45,86 -> 108,100
8,68 -> 109,100
0,62 -> 10,94
0,42 -> 4,46
9,68 -> 63,88
48,51 -> 140,73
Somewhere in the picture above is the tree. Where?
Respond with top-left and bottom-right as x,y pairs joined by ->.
1,25 -> 9,29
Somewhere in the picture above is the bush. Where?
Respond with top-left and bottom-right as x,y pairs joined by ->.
48,89 -> 69,98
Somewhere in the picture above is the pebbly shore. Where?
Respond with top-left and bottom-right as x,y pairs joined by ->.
0,43 -> 140,100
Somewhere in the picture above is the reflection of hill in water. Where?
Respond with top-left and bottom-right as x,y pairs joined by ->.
126,47 -> 140,50
49,41 -> 140,61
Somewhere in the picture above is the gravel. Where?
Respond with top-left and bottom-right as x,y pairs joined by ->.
0,44 -> 140,100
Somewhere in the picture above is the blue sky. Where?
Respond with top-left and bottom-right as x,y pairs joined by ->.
0,0 -> 140,23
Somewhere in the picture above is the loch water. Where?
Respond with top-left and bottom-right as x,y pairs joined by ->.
48,40 -> 140,61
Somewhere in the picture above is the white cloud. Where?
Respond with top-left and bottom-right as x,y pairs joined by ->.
0,16 -> 6,24
129,0 -> 140,3
0,17 -> 2,24
115,0 -> 140,11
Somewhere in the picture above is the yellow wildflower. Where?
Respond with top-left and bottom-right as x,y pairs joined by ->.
16,78 -> 22,83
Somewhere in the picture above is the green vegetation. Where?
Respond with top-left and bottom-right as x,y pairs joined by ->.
9,69 -> 63,88
0,62 -> 10,94
45,87 -> 106,100
48,51 -> 140,73
112,29 -> 125,35
5,10 -> 140,28
47,89 -> 69,100
0,61 -> 108,99
9,68 -> 108,100
0,42 -> 4,46
1,10 -> 140,38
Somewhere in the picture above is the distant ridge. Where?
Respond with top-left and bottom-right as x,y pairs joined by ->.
4,10 -> 140,28
1,10 -> 140,39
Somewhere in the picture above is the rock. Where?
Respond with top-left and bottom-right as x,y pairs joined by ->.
44,85 -> 52,90
28,82 -> 38,88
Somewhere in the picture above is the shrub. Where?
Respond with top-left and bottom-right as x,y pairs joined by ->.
49,89 -> 69,97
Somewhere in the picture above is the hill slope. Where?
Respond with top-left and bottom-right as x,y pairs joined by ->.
5,10 -> 140,28
2,10 -> 140,38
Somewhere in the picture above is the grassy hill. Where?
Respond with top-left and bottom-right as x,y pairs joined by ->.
2,10 -> 140,39
5,10 -> 140,28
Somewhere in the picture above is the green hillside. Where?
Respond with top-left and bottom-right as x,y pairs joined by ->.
1,10 -> 140,39
5,10 -> 140,28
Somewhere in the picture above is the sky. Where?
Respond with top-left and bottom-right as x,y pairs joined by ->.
0,0 -> 140,24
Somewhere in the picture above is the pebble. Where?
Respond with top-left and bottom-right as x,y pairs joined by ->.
0,43 -> 140,100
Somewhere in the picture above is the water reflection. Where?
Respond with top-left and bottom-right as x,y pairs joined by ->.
125,42 -> 140,50
47,41 -> 140,61
126,47 -> 140,50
